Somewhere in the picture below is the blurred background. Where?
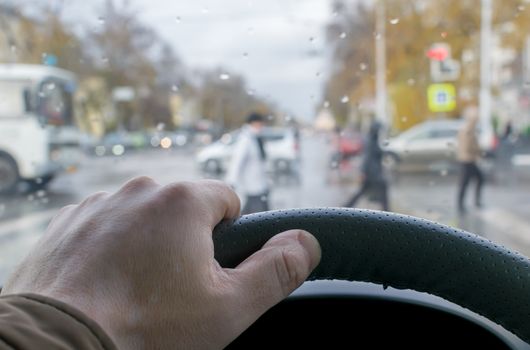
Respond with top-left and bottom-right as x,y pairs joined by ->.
0,0 -> 530,283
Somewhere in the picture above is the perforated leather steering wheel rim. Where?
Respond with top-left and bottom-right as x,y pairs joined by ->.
213,208 -> 530,344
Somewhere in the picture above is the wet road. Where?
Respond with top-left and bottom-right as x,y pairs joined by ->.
1,133 -> 529,282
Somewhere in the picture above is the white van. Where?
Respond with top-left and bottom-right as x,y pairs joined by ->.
0,64 -> 82,194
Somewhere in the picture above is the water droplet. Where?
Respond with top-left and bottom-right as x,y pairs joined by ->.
359,63 -> 367,71
383,139 -> 390,146
95,145 -> 106,156
341,95 -> 349,103
260,195 -> 268,202
10,44 -> 16,53
35,177 -> 43,184
267,115 -> 275,121
332,11 -> 339,17
247,27 -> 254,35
407,78 -> 416,86
389,18 -> 400,24
374,32 -> 382,40
428,180 -> 435,187
36,190 -> 46,198
401,116 -> 408,122
242,52 -> 249,58
98,16 -> 105,24
27,194 -> 35,202
339,32 -> 347,39
246,89 -> 255,96
316,71 -> 321,77
441,32 -> 448,38
175,16 -> 182,23
219,73 -> 230,80
101,56 -> 109,63
55,102 -> 64,112
46,83 -> 56,90
331,161 -> 338,168
157,122 -> 166,131
171,84 -> 179,92
309,36 -> 315,42
518,5 -> 525,11
202,7 -> 209,14
323,101 -> 330,108
440,169 -> 448,176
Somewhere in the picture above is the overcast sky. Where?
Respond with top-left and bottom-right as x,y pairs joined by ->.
21,0 -> 334,119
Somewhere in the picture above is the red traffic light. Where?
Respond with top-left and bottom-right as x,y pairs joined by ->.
426,47 -> 449,61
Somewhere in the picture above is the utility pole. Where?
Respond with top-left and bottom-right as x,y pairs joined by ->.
480,0 -> 493,140
375,0 -> 387,127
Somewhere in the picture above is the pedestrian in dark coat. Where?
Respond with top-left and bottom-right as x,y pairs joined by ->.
344,120 -> 389,211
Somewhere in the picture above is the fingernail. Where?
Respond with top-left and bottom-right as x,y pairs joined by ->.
295,230 -> 321,271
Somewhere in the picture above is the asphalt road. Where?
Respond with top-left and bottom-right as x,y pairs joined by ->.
0,133 -> 529,283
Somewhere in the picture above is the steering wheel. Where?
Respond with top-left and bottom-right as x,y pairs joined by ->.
213,208 -> 530,344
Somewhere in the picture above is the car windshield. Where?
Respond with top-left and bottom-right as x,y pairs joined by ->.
1,0 -> 529,287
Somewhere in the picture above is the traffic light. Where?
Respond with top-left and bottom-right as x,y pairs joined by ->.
427,43 -> 461,82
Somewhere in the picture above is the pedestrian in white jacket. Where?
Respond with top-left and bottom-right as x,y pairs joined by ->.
226,113 -> 270,214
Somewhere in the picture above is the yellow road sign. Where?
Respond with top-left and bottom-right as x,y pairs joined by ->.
428,83 -> 456,112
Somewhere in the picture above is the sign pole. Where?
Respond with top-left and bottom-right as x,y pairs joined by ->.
375,0 -> 387,127
480,0 -> 493,138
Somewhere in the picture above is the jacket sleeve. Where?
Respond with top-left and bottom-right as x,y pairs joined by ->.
0,293 -> 117,350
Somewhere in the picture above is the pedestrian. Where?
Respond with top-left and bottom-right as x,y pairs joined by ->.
226,112 -> 270,214
457,106 -> 484,213
344,120 -> 389,211
0,177 -> 321,349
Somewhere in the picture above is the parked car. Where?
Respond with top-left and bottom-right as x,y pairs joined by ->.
93,132 -> 147,156
196,127 -> 299,177
382,119 -> 498,173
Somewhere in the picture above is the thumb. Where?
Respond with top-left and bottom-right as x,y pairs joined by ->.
225,230 -> 321,329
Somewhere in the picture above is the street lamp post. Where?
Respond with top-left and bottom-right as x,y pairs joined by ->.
375,0 -> 387,127
480,0 -> 493,140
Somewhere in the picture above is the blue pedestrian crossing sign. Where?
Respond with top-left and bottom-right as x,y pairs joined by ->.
427,83 -> 456,112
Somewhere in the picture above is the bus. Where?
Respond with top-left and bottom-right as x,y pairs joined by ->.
0,64 -> 81,194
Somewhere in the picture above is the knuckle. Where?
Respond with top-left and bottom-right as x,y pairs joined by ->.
160,181 -> 195,202
57,204 -> 77,215
50,204 -> 77,224
122,176 -> 157,191
80,191 -> 109,206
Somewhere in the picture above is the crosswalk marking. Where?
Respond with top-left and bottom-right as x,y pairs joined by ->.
477,208 -> 530,246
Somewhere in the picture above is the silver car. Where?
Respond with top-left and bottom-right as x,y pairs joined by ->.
382,119 -> 497,173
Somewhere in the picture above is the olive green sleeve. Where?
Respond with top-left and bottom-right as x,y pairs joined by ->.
0,293 -> 117,350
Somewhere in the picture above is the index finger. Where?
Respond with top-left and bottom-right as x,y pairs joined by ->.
162,180 -> 241,229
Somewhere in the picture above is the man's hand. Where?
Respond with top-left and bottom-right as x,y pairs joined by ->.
1,177 -> 321,349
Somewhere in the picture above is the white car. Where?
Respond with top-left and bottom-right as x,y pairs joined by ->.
196,127 -> 299,177
383,119 -> 498,173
